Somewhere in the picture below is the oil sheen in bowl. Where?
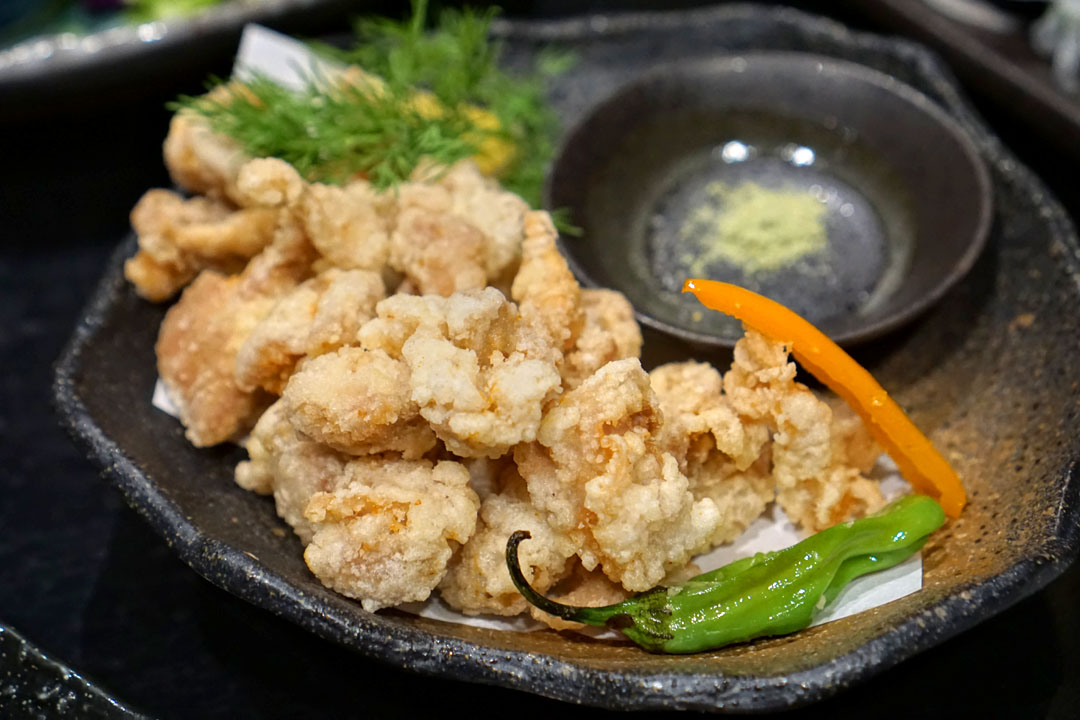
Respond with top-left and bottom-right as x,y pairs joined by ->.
548,54 -> 992,347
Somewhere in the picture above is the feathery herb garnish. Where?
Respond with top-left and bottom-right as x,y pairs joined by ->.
174,0 -> 571,205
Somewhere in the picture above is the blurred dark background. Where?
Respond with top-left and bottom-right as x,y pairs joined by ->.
1,1 -> 1077,718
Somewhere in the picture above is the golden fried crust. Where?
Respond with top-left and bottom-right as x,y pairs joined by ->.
302,458 -> 480,612
162,111 -> 250,205
359,288 -> 562,458
723,330 -> 885,532
235,268 -> 386,394
437,161 -> 528,279
440,472 -> 575,616
389,208 -> 488,295
562,289 -> 643,388
155,225 -> 317,446
156,271 -> 275,446
235,399 -> 351,543
511,211 -> 584,364
123,189 -> 277,302
650,361 -> 774,546
516,358 -> 721,591
282,346 -> 436,459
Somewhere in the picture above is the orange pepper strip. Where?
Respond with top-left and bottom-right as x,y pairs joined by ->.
682,279 -> 966,518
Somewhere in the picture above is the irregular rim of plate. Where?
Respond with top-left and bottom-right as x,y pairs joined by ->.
51,4 -> 1080,713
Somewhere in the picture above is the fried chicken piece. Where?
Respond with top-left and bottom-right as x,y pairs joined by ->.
651,361 -> 768,475
440,471 -> 575,616
235,268 -> 386,394
163,110 -> 250,205
515,359 -> 721,591
234,399 -> 351,543
650,361 -> 773,546
124,189 -> 278,302
360,288 -> 562,458
510,211 -> 584,365
389,207 -> 488,295
723,330 -> 884,531
437,161 -> 528,280
303,457 -> 480,612
561,289 -> 643,388
237,157 -> 393,274
282,346 -> 436,459
156,223 -> 317,446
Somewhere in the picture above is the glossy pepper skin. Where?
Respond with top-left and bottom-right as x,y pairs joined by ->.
506,494 -> 945,654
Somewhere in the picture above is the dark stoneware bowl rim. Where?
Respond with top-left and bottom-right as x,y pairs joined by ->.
545,51 -> 994,348
52,4 -> 1080,713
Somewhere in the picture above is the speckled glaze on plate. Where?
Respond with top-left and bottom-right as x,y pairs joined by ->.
53,5 -> 1080,713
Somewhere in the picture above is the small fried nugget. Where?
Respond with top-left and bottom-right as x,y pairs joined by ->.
237,157 -> 393,274
516,359 -> 721,591
389,207 -> 488,295
235,399 -> 350,543
561,289 -> 643,388
437,160 -> 528,280
723,330 -> 885,532
303,458 -> 480,612
163,110 -> 249,205
283,346 -> 436,459
651,361 -> 768,475
650,361 -> 773,545
361,288 -> 562,458
156,224 -> 317,446
124,189 -> 277,301
440,471 -> 575,616
510,211 -> 584,364
235,268 -> 385,394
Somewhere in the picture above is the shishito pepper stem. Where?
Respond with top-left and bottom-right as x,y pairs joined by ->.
681,279 -> 966,518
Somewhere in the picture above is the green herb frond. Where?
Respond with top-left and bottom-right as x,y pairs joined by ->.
171,72 -> 477,190
176,0 -> 576,207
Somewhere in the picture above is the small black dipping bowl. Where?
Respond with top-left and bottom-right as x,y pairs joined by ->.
547,52 -> 993,347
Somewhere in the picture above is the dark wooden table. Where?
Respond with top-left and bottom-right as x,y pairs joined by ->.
1,2 -> 1077,717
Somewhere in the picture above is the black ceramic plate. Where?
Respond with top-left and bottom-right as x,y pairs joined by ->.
54,5 -> 1080,713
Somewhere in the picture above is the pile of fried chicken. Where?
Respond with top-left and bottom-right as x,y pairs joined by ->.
125,110 -> 888,624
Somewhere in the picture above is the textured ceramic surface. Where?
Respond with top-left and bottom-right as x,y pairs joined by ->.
54,5 -> 1080,713
547,52 -> 992,347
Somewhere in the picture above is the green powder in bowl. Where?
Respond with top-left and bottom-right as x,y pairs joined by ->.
681,181 -> 827,275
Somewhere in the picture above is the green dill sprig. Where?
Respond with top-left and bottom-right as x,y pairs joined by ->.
170,73 -> 478,190
173,0 -> 574,207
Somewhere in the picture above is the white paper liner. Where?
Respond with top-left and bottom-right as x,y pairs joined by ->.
149,24 -> 925,635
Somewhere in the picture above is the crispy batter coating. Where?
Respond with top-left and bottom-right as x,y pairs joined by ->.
303,458 -> 480,612
510,211 -> 584,365
155,223 -> 317,446
562,289 -> 643,388
437,161 -> 527,280
440,471 -> 575,616
515,359 -> 721,591
282,346 -> 436,459
235,268 -> 385,394
124,189 -> 278,302
163,110 -> 250,205
723,330 -> 885,531
650,361 -> 774,545
389,207 -> 488,295
235,399 -> 351,543
237,157 -> 393,274
361,288 -> 562,458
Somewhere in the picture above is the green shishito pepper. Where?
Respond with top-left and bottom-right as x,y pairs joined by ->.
506,494 -> 945,654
